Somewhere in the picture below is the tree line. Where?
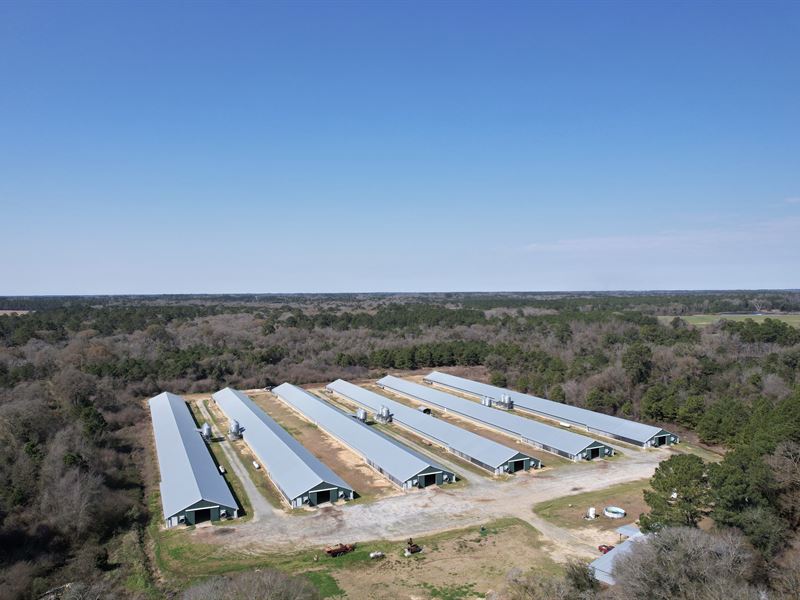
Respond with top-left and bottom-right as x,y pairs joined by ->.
0,292 -> 798,597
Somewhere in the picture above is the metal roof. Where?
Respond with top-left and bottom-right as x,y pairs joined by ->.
589,535 -> 645,585
212,387 -> 353,503
377,376 -> 606,457
272,383 -> 451,485
425,371 -> 666,445
615,524 -> 644,539
327,379 -> 536,470
148,392 -> 237,519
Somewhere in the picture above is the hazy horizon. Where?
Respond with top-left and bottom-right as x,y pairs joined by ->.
2,288 -> 799,299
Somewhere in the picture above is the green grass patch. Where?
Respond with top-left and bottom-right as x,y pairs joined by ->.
602,448 -> 625,461
344,491 -> 380,506
657,314 -> 800,327
154,527 -> 373,588
303,571 -> 345,598
419,582 -> 483,600
533,479 -> 650,530
669,441 -> 724,463
114,528 -> 160,598
237,450 -> 286,509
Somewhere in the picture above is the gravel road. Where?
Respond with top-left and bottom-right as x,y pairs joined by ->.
196,437 -> 671,559
196,400 -> 280,523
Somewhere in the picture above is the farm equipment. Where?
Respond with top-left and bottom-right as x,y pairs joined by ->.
404,538 -> 422,557
598,544 -> 615,554
325,543 -> 355,557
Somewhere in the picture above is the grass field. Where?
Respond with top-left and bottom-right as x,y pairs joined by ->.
657,314 -> 800,327
152,517 -> 559,598
533,479 -> 650,531
669,441 -> 724,463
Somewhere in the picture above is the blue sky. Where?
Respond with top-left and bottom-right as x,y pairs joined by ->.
1,1 -> 798,294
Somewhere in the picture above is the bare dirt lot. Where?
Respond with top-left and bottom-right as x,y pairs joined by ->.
330,519 -> 559,600
249,390 -> 397,502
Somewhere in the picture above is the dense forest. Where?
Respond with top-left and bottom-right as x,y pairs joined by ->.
1,291 -> 799,598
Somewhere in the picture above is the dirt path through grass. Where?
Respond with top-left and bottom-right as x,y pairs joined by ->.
188,443 -> 670,562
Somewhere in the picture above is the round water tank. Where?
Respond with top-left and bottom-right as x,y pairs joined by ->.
604,506 -> 626,519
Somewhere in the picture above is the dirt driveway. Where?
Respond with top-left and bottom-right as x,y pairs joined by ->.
193,439 -> 670,561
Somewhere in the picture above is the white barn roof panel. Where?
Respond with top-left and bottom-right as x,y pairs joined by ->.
212,387 -> 353,505
377,376 -> 611,460
148,392 -> 237,521
327,379 -> 539,472
425,371 -> 676,446
272,383 -> 453,487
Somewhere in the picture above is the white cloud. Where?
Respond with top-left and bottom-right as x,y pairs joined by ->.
524,216 -> 800,257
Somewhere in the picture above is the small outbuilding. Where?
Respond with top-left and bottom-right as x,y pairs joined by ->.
589,525 -> 645,585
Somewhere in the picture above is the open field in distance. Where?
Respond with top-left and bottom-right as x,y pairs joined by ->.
658,313 -> 800,327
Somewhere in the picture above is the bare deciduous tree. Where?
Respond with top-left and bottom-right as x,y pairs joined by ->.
766,441 -> 800,529
611,527 -> 761,600
501,560 -> 599,600
181,569 -> 320,600
39,467 -> 104,542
